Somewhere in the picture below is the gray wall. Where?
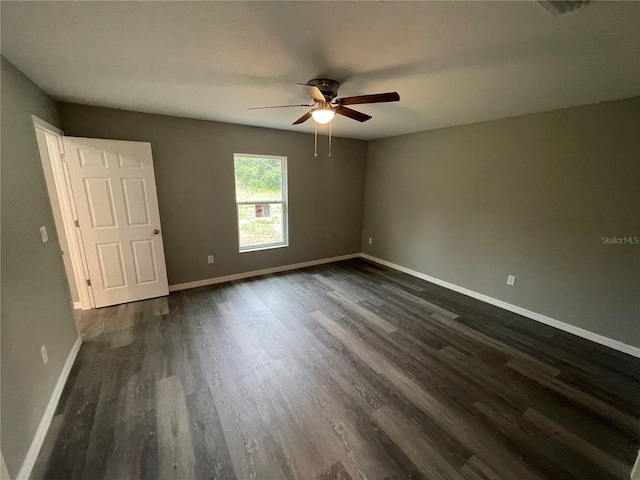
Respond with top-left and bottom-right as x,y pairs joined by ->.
58,103 -> 367,286
362,97 -> 640,348
1,451 -> 10,480
1,57 -> 78,478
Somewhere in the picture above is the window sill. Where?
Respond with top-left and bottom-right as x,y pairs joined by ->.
239,243 -> 289,254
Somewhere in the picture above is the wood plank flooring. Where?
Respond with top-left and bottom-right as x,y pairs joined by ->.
31,259 -> 640,480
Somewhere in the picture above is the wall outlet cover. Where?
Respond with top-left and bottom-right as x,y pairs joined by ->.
40,226 -> 48,243
507,275 -> 516,286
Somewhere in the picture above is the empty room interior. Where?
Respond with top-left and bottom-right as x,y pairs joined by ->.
1,1 -> 640,479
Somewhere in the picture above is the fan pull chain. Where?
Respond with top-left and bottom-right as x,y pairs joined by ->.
314,122 -> 318,158
329,120 -> 332,157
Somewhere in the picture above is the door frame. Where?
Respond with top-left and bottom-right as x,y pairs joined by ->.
32,116 -> 95,310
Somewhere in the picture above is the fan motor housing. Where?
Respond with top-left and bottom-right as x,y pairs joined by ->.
307,78 -> 340,101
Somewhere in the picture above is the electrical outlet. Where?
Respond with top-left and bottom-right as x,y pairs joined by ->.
368,237 -> 373,245
40,345 -> 48,365
40,226 -> 48,243
507,275 -> 516,286
207,255 -> 214,264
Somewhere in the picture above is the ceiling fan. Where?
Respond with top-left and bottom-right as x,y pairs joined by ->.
248,78 -> 400,125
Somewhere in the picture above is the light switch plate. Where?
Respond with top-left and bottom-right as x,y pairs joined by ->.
507,275 -> 516,286
40,345 -> 48,365
40,226 -> 48,243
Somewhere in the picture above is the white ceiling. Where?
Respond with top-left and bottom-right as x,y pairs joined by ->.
2,1 -> 639,140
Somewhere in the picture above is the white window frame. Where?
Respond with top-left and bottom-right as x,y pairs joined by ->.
233,153 -> 289,253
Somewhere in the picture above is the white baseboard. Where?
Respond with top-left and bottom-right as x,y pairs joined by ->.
360,254 -> 640,359
16,336 -> 82,480
169,253 -> 360,292
72,301 -> 81,310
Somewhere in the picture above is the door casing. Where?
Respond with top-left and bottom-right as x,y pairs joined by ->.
33,116 -> 94,310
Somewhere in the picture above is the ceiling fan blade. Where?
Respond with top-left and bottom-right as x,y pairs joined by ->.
292,111 -> 312,125
297,83 -> 326,102
336,92 -> 400,106
248,103 -> 312,111
335,106 -> 372,123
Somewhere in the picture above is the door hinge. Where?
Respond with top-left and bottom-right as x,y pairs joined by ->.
74,219 -> 80,228
60,152 -> 66,162
86,279 -> 92,287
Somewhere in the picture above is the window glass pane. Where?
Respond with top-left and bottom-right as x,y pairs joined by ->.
238,203 -> 283,248
234,156 -> 282,202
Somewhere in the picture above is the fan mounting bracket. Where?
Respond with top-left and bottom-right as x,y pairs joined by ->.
307,79 -> 340,102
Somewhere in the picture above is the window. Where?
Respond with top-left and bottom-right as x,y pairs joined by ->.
234,154 -> 288,252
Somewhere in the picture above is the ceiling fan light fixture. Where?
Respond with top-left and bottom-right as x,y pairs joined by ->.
311,108 -> 335,124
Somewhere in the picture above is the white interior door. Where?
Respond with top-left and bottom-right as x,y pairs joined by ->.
63,137 -> 169,308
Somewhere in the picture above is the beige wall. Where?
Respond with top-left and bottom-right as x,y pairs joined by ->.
1,57 -> 78,478
58,103 -> 367,286
362,97 -> 640,348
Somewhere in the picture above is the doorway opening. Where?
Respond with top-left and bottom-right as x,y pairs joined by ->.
32,116 -> 169,314
33,116 -> 93,310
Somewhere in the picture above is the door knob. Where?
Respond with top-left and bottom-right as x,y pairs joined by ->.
153,229 -> 160,235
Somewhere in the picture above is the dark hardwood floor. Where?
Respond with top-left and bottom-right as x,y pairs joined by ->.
31,259 -> 640,480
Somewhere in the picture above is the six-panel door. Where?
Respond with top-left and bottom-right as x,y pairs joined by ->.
63,137 -> 169,308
